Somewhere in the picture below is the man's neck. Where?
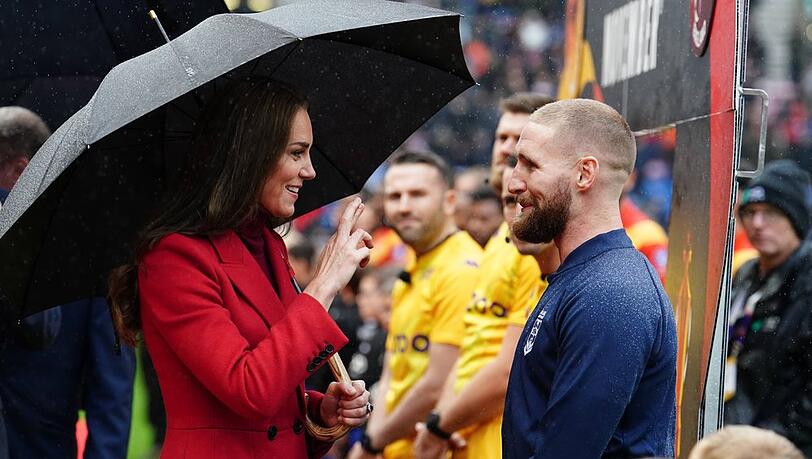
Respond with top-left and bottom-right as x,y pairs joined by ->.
412,220 -> 458,256
555,203 -> 623,264
534,245 -> 561,277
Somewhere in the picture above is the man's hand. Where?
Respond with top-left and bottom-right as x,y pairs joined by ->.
413,422 -> 466,458
320,380 -> 370,427
413,422 -> 449,459
347,442 -> 381,459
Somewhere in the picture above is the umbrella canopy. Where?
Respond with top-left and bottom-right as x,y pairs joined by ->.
0,0 -> 474,319
0,0 -> 227,128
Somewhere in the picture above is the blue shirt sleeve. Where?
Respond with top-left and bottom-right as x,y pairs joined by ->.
11,308 -> 62,350
533,281 -> 660,458
82,298 -> 136,459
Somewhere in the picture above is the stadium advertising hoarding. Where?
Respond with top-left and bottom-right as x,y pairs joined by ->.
559,0 -> 743,456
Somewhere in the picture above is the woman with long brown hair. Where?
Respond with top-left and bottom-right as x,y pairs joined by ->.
109,79 -> 372,458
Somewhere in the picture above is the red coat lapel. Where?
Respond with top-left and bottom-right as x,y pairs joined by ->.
208,230 -> 284,327
262,228 -> 299,305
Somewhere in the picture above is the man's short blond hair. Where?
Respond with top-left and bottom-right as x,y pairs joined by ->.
500,93 -> 556,115
528,99 -> 636,179
688,426 -> 804,459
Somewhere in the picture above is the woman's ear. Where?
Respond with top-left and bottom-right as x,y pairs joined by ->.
576,156 -> 599,191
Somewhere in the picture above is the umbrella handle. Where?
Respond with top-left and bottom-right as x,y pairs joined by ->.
304,353 -> 353,441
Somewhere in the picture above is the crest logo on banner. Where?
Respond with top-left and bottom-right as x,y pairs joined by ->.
690,0 -> 716,57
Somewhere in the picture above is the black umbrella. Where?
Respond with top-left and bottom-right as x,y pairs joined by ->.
0,0 -> 474,319
1,0 -> 227,129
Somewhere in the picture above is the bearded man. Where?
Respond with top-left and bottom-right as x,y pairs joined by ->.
501,99 -> 677,459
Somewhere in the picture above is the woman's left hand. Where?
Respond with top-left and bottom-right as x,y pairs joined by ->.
320,380 -> 371,427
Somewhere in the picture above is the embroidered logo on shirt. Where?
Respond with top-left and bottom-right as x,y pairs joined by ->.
523,308 -> 547,355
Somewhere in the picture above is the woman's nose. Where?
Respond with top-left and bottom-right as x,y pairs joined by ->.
300,158 -> 316,180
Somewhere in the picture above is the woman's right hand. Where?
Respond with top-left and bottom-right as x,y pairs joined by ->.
304,197 -> 373,308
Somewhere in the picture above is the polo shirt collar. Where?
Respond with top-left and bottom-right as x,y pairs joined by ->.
550,228 -> 632,280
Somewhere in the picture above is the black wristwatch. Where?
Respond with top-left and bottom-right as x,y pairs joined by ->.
360,432 -> 384,454
425,411 -> 452,440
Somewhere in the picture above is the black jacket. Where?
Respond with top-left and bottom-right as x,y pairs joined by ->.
725,241 -> 812,455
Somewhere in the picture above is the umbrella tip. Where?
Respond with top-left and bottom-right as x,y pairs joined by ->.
148,9 -> 172,45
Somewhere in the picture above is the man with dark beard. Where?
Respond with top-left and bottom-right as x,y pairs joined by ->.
501,99 -> 677,459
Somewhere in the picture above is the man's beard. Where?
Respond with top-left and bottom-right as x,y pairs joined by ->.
389,211 -> 441,248
394,223 -> 427,247
512,177 -> 571,244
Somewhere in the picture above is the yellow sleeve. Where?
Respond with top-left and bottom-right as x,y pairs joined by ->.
430,259 -> 479,346
732,248 -> 758,275
507,256 -> 543,326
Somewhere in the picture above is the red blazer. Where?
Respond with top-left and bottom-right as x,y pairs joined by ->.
139,228 -> 348,458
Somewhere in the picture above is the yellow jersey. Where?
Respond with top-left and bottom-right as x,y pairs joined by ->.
452,223 -> 547,459
384,231 -> 482,459
454,223 -> 546,392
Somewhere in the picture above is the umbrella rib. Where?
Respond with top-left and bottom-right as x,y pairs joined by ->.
265,39 -> 302,77
166,102 -> 199,123
35,112 -> 85,197
313,144 -> 358,190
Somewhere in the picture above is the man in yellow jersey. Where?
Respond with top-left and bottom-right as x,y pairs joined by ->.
413,163 -> 559,459
488,93 -> 556,195
412,94 -> 556,459
348,150 -> 482,459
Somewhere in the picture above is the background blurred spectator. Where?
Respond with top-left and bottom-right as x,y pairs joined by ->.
0,107 -> 134,459
289,237 -> 317,288
688,425 -> 803,459
725,161 -> 812,455
351,268 -> 399,391
453,165 -> 490,232
467,185 -> 504,247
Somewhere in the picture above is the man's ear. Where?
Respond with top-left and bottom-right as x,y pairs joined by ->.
12,156 -> 29,176
575,156 -> 599,192
3,156 -> 30,187
443,188 -> 456,217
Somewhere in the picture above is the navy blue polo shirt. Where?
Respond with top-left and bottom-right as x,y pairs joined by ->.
502,229 -> 676,459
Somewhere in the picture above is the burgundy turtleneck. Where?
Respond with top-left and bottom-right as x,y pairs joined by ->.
237,215 -> 280,293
